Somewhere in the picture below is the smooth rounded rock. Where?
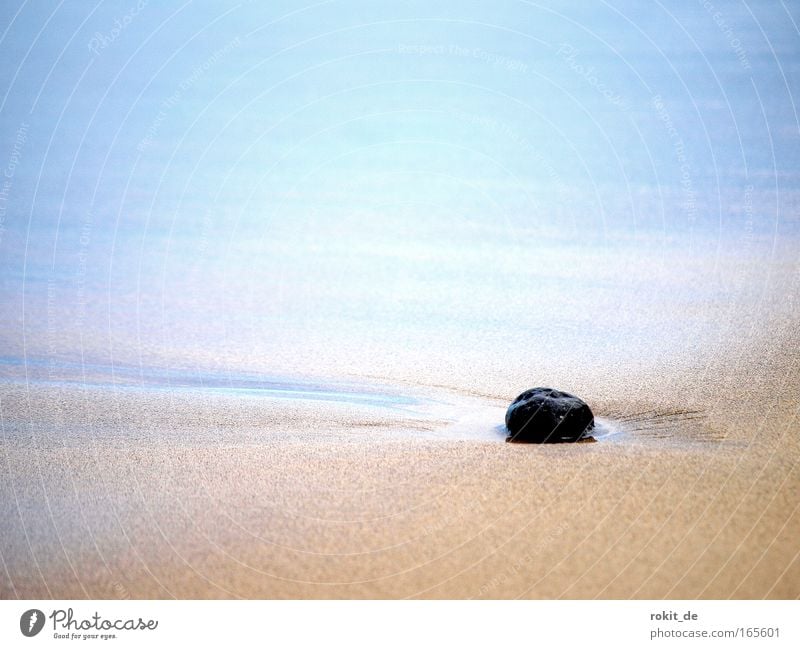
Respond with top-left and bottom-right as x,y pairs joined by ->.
505,387 -> 594,443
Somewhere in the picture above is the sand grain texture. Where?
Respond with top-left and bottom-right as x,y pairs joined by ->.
1,295 -> 798,598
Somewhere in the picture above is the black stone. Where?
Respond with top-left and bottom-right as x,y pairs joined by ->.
505,387 -> 594,443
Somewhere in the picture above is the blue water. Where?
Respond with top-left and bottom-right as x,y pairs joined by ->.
0,1 -> 798,392
0,354 -> 422,410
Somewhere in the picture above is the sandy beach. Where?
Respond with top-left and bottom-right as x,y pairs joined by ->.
1,1 -> 799,601
2,237 -> 798,599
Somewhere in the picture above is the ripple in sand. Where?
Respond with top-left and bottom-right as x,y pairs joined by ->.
599,407 -> 727,444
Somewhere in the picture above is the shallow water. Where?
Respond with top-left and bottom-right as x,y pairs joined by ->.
0,353 -> 513,443
0,355 -> 420,410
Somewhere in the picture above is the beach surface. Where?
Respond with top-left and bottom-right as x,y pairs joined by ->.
1,1 -> 799,599
1,237 -> 798,599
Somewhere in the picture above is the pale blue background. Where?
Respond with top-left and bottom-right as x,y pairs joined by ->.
0,1 -> 798,382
